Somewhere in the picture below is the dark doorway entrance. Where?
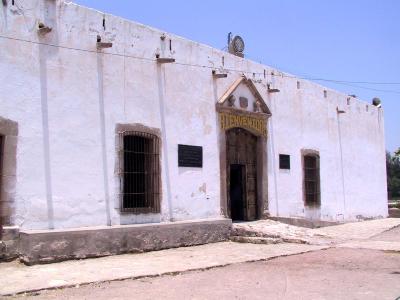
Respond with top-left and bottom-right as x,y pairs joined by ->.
226,128 -> 258,221
230,164 -> 246,221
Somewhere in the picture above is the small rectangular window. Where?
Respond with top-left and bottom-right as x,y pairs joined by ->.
279,154 -> 290,170
304,154 -> 320,206
119,131 -> 161,214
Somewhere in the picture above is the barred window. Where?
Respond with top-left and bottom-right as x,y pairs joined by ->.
304,154 -> 320,206
119,131 -> 161,214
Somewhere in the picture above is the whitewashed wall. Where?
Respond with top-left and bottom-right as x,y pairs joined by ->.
0,0 -> 387,230
267,79 -> 387,222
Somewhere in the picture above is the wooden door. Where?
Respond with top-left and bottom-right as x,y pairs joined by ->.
226,128 -> 258,221
245,134 -> 257,221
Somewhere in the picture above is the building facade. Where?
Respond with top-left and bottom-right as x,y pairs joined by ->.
0,1 -> 387,263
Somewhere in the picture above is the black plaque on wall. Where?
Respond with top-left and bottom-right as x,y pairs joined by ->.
279,154 -> 290,170
178,144 -> 203,168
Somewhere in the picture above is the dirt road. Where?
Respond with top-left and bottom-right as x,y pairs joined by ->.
6,225 -> 400,300
9,249 -> 400,299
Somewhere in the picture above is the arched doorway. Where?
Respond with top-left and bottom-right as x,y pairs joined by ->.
226,128 -> 258,221
215,74 -> 272,221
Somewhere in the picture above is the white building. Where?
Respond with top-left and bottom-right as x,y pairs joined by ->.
0,0 -> 387,263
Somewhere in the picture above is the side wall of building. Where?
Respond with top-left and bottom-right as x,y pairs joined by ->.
267,79 -> 387,222
0,0 -> 387,230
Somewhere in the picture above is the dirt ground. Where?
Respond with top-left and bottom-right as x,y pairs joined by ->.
5,226 -> 400,300
7,247 -> 399,300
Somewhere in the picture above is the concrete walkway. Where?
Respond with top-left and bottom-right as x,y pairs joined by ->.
1,218 -> 399,296
314,218 -> 400,240
0,242 -> 326,296
232,218 -> 400,244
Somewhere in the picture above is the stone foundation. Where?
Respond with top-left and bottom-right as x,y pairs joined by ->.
0,226 -> 20,261
18,218 -> 232,265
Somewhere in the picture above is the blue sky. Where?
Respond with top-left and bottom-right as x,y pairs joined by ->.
75,0 -> 399,152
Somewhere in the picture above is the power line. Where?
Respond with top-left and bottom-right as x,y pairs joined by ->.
316,80 -> 400,95
274,73 -> 400,94
0,34 -> 156,62
302,78 -> 400,85
1,34 -> 400,94
289,75 -> 400,94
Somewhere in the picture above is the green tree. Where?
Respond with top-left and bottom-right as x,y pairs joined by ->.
387,151 -> 400,199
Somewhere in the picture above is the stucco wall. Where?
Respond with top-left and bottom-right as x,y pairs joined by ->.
267,79 -> 387,222
0,0 -> 387,230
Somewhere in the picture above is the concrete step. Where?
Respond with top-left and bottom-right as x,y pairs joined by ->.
231,227 -> 281,239
230,234 -> 310,245
267,217 -> 340,228
231,226 -> 311,245
230,236 -> 283,245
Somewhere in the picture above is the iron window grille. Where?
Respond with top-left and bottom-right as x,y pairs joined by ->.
304,154 -> 321,206
118,131 -> 161,214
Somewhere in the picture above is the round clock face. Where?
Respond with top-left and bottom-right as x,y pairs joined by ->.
233,36 -> 245,53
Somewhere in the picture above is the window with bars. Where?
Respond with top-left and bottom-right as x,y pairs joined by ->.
119,131 -> 161,214
304,154 -> 320,206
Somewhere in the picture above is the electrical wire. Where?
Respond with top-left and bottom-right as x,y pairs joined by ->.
299,78 -> 400,85
1,34 -> 400,95
314,81 -> 400,95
